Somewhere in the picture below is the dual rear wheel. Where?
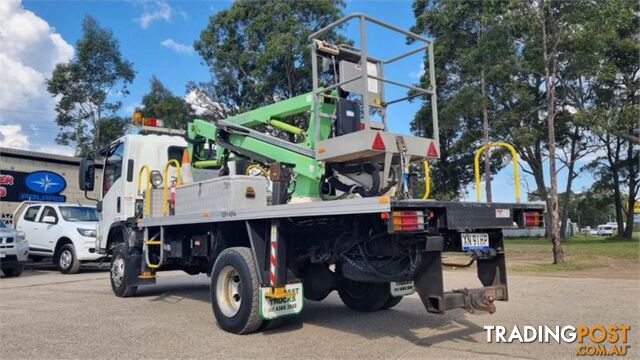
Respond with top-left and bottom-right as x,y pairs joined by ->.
337,277 -> 403,312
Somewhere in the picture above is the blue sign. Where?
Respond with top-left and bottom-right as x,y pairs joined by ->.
0,170 -> 66,203
25,171 -> 67,194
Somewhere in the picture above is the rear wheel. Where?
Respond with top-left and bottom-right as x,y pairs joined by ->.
57,244 -> 80,274
110,243 -> 137,297
337,278 -> 390,312
211,247 -> 262,334
382,295 -> 403,309
2,265 -> 24,277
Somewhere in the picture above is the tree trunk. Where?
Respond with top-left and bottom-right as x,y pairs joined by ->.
540,3 -> 563,263
560,131 -> 579,239
605,136 -> 625,236
481,68 -> 492,202
624,131 -> 639,238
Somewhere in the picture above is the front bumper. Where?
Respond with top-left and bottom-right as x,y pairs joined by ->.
74,237 -> 105,261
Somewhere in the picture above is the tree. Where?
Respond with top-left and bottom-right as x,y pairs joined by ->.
47,16 -> 135,157
193,0 -> 345,115
410,0 -> 510,200
574,0 -> 639,238
566,188 -> 615,228
140,76 -> 195,130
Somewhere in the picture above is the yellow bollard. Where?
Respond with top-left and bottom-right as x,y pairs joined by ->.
474,142 -> 520,203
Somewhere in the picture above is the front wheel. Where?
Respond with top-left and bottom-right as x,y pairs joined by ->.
110,243 -> 137,297
337,278 -> 391,312
57,244 -> 81,274
210,247 -> 263,334
2,265 -> 24,277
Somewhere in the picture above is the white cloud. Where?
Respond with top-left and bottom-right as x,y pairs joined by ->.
409,62 -> 425,79
161,38 -> 193,54
0,125 -> 29,149
135,1 -> 173,29
0,0 -> 74,155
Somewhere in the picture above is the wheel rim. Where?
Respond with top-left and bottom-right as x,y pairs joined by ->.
216,265 -> 242,318
59,249 -> 72,269
111,256 -> 125,287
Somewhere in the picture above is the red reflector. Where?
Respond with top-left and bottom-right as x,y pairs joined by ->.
372,133 -> 386,150
427,142 -> 438,157
359,123 -> 365,130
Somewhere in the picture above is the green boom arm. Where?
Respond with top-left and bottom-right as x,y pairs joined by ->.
186,91 -> 335,198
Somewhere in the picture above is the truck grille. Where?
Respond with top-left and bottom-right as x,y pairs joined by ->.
0,237 -> 15,247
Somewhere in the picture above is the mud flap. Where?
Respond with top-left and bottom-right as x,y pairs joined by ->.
414,251 -> 445,313
124,253 -> 156,286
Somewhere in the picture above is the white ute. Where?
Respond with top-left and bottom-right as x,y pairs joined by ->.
15,203 -> 103,273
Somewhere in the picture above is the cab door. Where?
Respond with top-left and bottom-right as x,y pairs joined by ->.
98,141 -> 125,245
36,206 -> 60,251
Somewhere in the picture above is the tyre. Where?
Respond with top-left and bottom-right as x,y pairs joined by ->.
110,243 -> 137,297
382,295 -> 403,310
337,278 -> 390,312
210,247 -> 263,334
2,265 -> 24,277
57,244 -> 81,274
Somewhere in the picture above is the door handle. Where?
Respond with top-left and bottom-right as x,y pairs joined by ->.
117,197 -> 121,213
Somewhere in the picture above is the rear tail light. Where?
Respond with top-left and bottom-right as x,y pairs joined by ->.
392,210 -> 425,232
524,211 -> 543,227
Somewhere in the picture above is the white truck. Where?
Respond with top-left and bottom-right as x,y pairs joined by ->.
14,202 -> 102,273
78,14 -> 546,334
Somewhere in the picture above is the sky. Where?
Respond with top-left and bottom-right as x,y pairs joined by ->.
0,0 -> 597,202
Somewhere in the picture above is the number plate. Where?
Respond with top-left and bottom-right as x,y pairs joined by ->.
390,281 -> 415,297
461,233 -> 490,251
0,252 -> 5,258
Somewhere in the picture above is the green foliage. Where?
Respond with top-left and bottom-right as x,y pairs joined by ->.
193,0 -> 345,115
410,0 -> 509,199
562,189 -> 615,228
46,16 -> 135,156
140,76 -> 194,130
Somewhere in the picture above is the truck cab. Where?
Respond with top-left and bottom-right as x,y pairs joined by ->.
94,134 -> 186,253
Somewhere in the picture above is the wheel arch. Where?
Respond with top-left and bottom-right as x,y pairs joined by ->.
53,236 -> 73,260
106,221 -> 127,252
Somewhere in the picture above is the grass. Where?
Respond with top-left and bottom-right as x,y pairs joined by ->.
504,233 -> 640,274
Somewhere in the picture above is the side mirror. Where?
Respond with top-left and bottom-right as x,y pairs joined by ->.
79,158 -> 96,192
42,216 -> 57,224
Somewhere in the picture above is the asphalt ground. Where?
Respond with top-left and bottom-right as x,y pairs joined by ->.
1,265 -> 638,359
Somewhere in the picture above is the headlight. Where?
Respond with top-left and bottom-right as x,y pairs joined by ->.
150,170 -> 163,188
77,228 -> 97,237
16,231 -> 26,243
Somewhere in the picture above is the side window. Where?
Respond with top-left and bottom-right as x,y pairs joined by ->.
168,146 -> 186,166
39,206 -> 58,223
103,142 -> 124,194
23,206 -> 41,222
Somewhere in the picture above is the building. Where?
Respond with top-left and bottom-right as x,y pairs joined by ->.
0,147 -> 102,224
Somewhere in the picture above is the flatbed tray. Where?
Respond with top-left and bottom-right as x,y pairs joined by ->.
139,197 -> 544,231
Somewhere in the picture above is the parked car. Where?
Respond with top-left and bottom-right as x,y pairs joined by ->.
15,203 -> 103,273
580,226 -> 592,234
596,224 -> 614,236
0,220 -> 28,277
